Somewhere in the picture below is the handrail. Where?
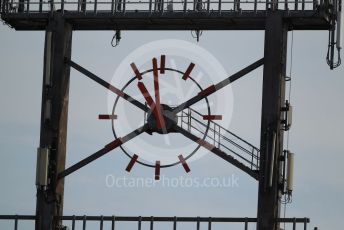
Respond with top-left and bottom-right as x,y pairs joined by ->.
0,215 -> 310,230
179,107 -> 260,170
181,117 -> 259,168
0,0 -> 327,15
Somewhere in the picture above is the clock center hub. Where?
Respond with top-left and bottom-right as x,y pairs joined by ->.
146,104 -> 177,134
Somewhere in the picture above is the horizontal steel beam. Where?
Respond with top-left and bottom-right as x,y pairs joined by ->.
1,10 -> 331,30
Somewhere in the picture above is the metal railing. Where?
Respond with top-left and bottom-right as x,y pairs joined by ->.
0,0 -> 326,15
178,107 -> 260,170
0,215 -> 311,230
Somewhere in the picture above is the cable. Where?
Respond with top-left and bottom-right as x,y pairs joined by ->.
283,197 -> 287,230
326,7 -> 341,69
286,30 -> 293,151
280,30 -> 295,230
191,30 -> 203,42
111,30 -> 121,47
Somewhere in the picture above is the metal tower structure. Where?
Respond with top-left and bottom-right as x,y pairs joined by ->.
0,0 -> 342,230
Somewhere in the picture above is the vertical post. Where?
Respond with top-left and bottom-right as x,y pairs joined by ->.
150,216 -> 154,230
111,0 -> 114,13
100,216 -> 104,230
111,216 -> 115,230
257,12 -> 287,230
50,0 -> 54,13
61,0 -> 64,14
173,216 -> 177,230
293,218 -> 296,230
72,216 -> 76,230
234,0 -> 240,11
14,216 -> 18,230
26,0 -> 30,13
94,0 -> 97,14
18,0 -> 24,12
149,0 -> 152,13
35,13 -> 72,230
83,216 -> 87,230
138,216 -> 142,230
81,0 -> 86,12
213,123 -> 216,145
116,0 -> 122,11
161,0 -> 164,12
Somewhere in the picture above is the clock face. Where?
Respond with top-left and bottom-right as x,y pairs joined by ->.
103,39 -> 234,178
111,61 -> 212,168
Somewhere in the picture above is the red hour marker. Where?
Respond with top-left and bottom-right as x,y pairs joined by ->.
178,154 -> 191,173
182,63 -> 195,80
202,115 -> 222,120
108,85 -> 125,97
198,85 -> 216,97
160,55 -> 166,74
197,139 -> 216,151
130,62 -> 143,80
104,138 -> 123,151
153,58 -> 159,81
125,154 -> 139,172
98,114 -> 118,120
155,161 -> 161,180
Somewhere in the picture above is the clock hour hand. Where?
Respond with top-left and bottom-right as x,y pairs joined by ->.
172,58 -> 264,114
137,81 -> 166,129
152,58 -> 166,130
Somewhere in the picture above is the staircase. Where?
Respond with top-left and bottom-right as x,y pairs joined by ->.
177,107 -> 260,177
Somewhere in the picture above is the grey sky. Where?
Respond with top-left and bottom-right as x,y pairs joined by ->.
0,25 -> 343,230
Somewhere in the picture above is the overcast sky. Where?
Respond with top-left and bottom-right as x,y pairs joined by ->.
0,24 -> 344,230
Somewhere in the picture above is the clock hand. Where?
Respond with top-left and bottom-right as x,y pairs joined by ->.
137,81 -> 165,129
153,58 -> 166,130
171,58 -> 264,114
58,123 -> 149,179
66,58 -> 150,113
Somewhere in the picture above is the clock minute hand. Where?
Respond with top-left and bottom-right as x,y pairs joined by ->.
153,58 -> 166,129
172,58 -> 264,114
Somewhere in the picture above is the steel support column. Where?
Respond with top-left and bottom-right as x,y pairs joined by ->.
35,13 -> 72,230
257,12 -> 288,230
